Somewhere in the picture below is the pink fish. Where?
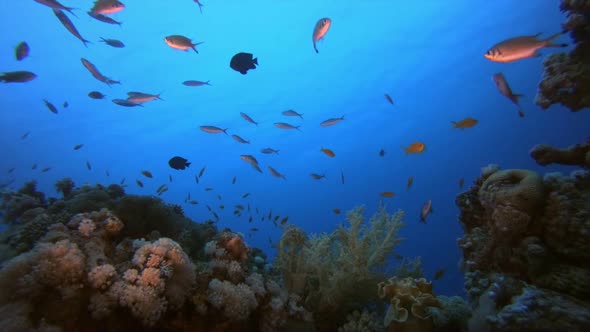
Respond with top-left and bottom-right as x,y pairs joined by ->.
312,18 -> 332,53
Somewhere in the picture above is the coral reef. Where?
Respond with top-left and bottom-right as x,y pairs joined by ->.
535,0 -> 590,111
338,310 -> 384,332
377,276 -> 471,332
530,138 -> 590,168
276,204 -> 405,329
457,152 -> 590,330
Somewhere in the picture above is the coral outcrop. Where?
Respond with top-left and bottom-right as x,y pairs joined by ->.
535,0 -> 590,111
457,153 -> 590,330
530,138 -> 590,168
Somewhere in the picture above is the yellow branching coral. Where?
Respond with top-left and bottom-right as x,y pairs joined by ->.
276,204 -> 405,317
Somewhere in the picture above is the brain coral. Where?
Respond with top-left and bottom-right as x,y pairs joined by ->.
479,169 -> 545,217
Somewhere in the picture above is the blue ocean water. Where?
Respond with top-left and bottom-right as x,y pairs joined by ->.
0,0 -> 588,300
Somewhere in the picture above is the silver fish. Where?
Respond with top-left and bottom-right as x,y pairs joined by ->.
320,116 -> 344,127
239,112 -> 258,126
232,134 -> 250,144
200,126 -> 227,134
274,122 -> 301,131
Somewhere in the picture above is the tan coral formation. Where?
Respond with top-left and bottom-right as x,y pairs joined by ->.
377,276 -> 441,332
530,138 -> 590,168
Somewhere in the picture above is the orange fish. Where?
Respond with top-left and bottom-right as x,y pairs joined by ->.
406,176 -> 414,190
420,199 -> 433,223
380,192 -> 395,198
312,18 -> 332,53
333,208 -> 341,215
451,117 -> 478,129
320,147 -> 335,158
164,35 -> 203,53
384,94 -> 394,105
403,142 -> 425,154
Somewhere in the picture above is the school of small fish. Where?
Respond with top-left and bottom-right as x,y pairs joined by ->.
1,2 -> 570,238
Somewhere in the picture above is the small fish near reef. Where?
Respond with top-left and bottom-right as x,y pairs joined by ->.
81,58 -> 120,86
240,112 -> 258,126
492,73 -> 524,115
282,110 -> 304,118
99,37 -> 125,48
183,80 -> 211,87
127,92 -> 163,103
274,122 -> 301,131
312,17 -> 332,53
90,0 -> 125,15
200,125 -> 228,134
43,99 -> 58,114
164,35 -> 203,53
402,142 -> 425,155
380,192 -> 395,198
320,147 -> 335,158
15,41 -> 30,61
169,156 -> 190,170
230,52 -> 258,75
420,199 -> 433,223
320,116 -> 345,127
112,99 -> 142,107
484,32 -> 567,63
384,94 -> 394,106
232,134 -> 250,144
88,91 -> 106,99
434,268 -> 446,280
53,9 -> 89,47
261,148 -> 279,155
451,117 -> 478,129
406,176 -> 414,190
0,71 -> 37,83
88,11 -> 122,26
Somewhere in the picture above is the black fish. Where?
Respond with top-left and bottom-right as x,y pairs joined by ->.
230,52 -> 258,75
43,99 -> 58,114
169,156 -> 190,170
100,37 -> 125,48
199,166 -> 206,178
88,91 -> 106,99
15,42 -> 30,61
63,101 -> 68,108
379,149 -> 385,157
0,71 -> 36,83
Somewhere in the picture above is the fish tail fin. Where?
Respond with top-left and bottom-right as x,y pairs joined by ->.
223,128 -> 229,135
401,146 -> 408,154
544,31 -> 568,47
299,114 -> 304,119
276,150 -> 279,155
82,39 -> 91,48
158,91 -> 165,101
191,46 -> 198,53
313,42 -> 318,53
253,58 -> 258,65
296,126 -> 302,132
67,8 -> 78,18
206,80 -> 211,86
99,37 -> 106,43
451,121 -> 457,128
